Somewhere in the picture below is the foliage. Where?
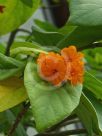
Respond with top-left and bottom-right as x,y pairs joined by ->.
0,0 -> 102,136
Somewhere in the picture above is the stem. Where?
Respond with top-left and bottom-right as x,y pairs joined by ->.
35,129 -> 87,136
5,28 -> 31,56
47,114 -> 77,132
47,119 -> 80,133
5,29 -> 18,56
8,102 -> 30,136
55,119 -> 80,129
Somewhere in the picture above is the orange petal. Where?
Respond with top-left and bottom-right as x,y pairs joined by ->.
37,52 -> 67,86
61,46 -> 84,85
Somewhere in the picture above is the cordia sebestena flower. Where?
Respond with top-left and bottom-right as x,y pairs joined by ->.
37,46 -> 84,86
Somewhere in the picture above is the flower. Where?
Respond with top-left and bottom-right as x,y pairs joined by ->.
0,5 -> 5,13
37,46 -> 84,86
61,46 -> 84,63
37,52 -> 68,86
68,61 -> 84,85
61,46 -> 84,85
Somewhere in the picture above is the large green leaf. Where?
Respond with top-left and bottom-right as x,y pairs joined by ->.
0,0 -> 40,35
0,53 -> 25,80
57,26 -> 102,49
75,93 -> 102,135
0,77 -> 28,112
24,59 -> 82,132
69,0 -> 102,26
84,71 -> 102,100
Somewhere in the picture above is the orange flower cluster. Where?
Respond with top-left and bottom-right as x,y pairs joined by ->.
37,46 -> 84,86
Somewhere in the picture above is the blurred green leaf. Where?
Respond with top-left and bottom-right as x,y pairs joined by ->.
84,71 -> 102,100
0,44 -> 5,54
59,25 -> 76,35
34,19 -> 58,32
57,26 -> 102,49
31,28 -> 64,47
86,92 -> 102,135
21,0 -> 33,7
69,0 -> 102,26
0,53 -> 25,80
0,77 -> 28,112
84,48 -> 102,70
0,110 -> 27,135
11,41 -> 42,50
76,93 -> 102,135
6,110 -> 27,136
0,0 -> 40,35
10,46 -> 47,59
24,60 -> 82,132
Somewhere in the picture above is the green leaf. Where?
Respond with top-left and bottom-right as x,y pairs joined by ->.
10,46 -> 47,58
75,93 -> 102,135
0,77 -> 28,112
11,41 -> 42,49
58,25 -> 76,35
31,28 -> 64,47
34,19 -> 58,32
0,53 -> 25,80
24,60 -> 82,132
10,42 -> 61,58
0,109 -> 27,135
6,110 -> 27,136
69,0 -> 102,26
84,48 -> 102,70
0,0 -> 40,35
0,44 -> 5,54
84,71 -> 102,100
57,26 -> 102,49
21,0 -> 33,7
86,92 -> 102,135
11,42 -> 59,57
